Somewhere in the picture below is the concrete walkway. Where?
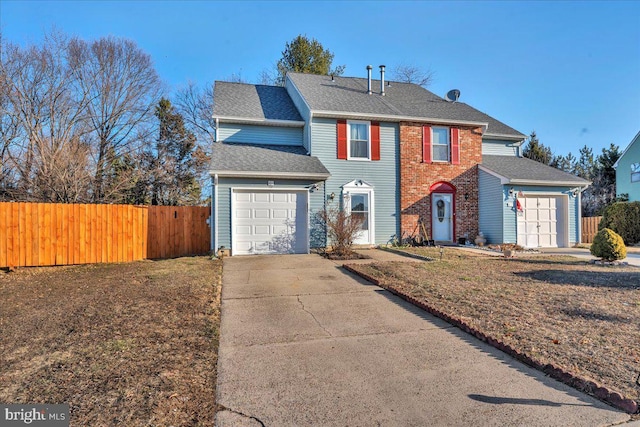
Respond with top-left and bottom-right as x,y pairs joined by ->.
216,250 -> 631,426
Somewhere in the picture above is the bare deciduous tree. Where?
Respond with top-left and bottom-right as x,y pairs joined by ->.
391,63 -> 434,87
68,36 -> 162,201
174,82 -> 215,145
1,31 -> 91,202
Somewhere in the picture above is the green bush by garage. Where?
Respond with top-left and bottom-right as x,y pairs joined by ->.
599,201 -> 640,245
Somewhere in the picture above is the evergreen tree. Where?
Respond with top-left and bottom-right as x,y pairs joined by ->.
575,145 -> 596,180
149,98 -> 202,206
522,131 -> 553,165
275,35 -> 345,85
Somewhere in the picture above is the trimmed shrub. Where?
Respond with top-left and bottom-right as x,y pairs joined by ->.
599,201 -> 640,245
590,228 -> 627,261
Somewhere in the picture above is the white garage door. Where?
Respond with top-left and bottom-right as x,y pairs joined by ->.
232,190 -> 308,255
517,196 -> 565,248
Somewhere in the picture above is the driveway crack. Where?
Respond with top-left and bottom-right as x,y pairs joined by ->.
297,295 -> 332,337
217,404 -> 266,426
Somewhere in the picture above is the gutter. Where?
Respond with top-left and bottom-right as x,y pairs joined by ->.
483,133 -> 527,142
209,170 -> 331,180
213,116 -> 305,128
508,179 -> 591,187
478,165 -> 591,187
311,109 -> 489,130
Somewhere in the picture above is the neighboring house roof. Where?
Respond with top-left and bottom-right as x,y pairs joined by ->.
286,72 -> 526,140
209,142 -> 330,180
480,155 -> 590,186
213,81 -> 304,125
613,130 -> 640,169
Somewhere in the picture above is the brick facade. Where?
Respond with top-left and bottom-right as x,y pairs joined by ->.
399,122 -> 482,242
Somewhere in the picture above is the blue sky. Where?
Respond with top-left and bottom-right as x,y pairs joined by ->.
1,0 -> 639,157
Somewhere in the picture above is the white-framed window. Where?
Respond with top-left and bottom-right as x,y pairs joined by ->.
632,163 -> 640,183
432,127 -> 450,162
347,120 -> 370,160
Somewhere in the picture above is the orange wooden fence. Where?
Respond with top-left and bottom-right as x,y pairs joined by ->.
581,216 -> 603,244
0,203 -> 210,268
147,205 -> 211,259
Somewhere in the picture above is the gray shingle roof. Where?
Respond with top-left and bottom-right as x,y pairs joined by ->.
482,155 -> 590,185
213,82 -> 303,122
210,142 -> 330,179
287,72 -> 525,138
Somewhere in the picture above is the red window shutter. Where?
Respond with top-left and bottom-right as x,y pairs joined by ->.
450,127 -> 460,165
423,126 -> 432,163
371,122 -> 380,161
337,120 -> 347,159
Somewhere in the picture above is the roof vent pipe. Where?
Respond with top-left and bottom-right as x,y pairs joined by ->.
366,65 -> 372,95
379,65 -> 386,96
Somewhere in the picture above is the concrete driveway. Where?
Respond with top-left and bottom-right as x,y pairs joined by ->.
216,250 -> 631,426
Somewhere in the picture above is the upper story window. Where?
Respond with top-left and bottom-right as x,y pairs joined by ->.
348,121 -> 370,160
432,127 -> 450,162
632,163 -> 640,183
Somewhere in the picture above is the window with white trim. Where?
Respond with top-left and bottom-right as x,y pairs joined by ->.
347,121 -> 370,160
432,127 -> 450,162
632,163 -> 640,183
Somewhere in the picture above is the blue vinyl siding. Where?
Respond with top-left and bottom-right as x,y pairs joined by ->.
311,118 -> 400,245
503,185 -> 580,246
213,177 -> 324,252
616,133 -> 640,202
482,139 -> 521,157
478,170 -> 504,244
218,123 -> 303,146
285,79 -> 312,152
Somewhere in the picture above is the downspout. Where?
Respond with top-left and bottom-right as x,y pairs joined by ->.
307,112 -> 313,155
212,117 -> 220,254
213,173 -> 219,255
577,188 -> 582,245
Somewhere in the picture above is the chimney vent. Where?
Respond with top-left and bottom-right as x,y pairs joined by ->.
366,65 -> 372,94
379,65 -> 386,96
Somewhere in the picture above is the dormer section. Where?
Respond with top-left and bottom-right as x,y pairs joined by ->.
213,81 -> 305,147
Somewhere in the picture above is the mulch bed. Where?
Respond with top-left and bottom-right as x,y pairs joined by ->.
319,250 -> 371,260
345,247 -> 640,414
0,256 -> 222,427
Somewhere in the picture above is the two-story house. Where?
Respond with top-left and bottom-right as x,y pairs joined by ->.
614,130 -> 640,202
210,67 -> 589,255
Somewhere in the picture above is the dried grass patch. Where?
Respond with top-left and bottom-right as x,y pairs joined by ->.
351,247 -> 640,404
0,256 -> 222,427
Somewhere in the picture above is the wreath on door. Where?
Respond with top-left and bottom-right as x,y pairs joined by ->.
436,199 -> 445,222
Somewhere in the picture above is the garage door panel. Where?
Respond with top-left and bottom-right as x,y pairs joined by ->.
254,209 -> 271,219
235,192 -> 251,202
233,190 -> 308,255
272,193 -> 288,203
273,209 -> 288,219
254,225 -> 271,235
235,209 -> 251,219
254,193 -> 270,203
236,225 -> 252,235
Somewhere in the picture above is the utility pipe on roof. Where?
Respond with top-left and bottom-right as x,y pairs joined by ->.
380,65 -> 386,96
367,65 -> 372,95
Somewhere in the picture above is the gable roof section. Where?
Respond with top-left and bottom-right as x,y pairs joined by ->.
481,155 -> 590,186
613,130 -> 640,169
213,81 -> 303,125
286,72 -> 525,139
209,142 -> 330,180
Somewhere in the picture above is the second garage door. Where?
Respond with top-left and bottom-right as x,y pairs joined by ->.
232,189 -> 308,255
516,196 -> 567,248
